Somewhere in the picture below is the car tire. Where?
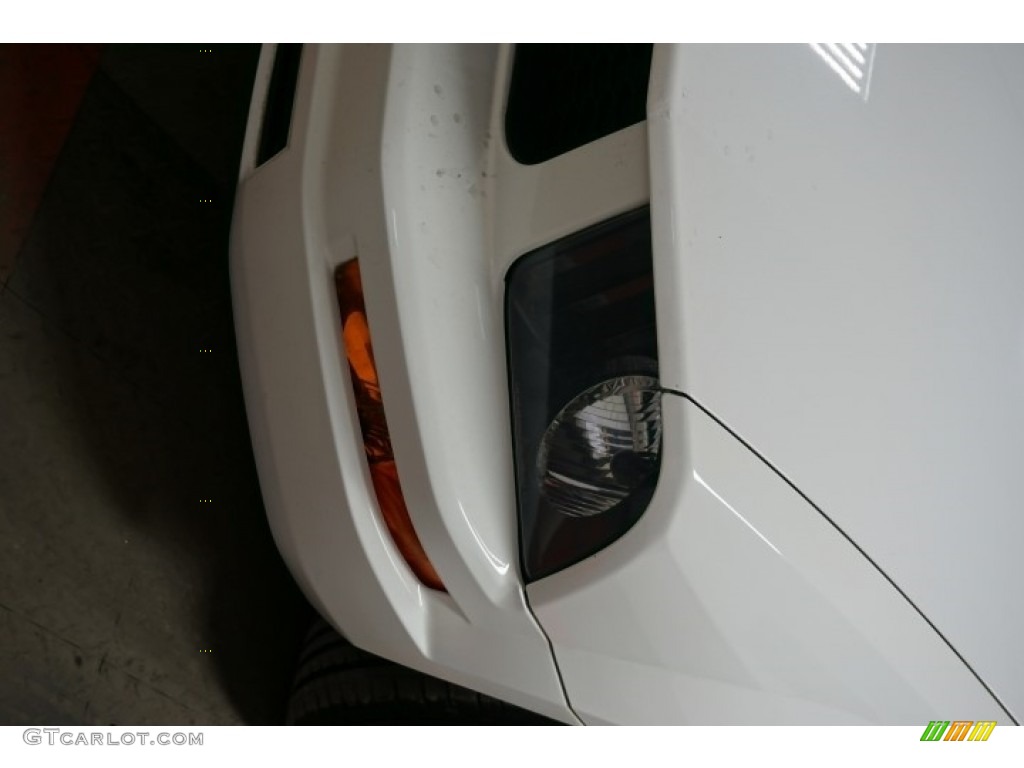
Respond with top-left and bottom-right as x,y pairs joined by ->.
286,617 -> 560,725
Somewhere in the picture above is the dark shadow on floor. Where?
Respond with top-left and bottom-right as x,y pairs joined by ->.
1,43 -> 311,724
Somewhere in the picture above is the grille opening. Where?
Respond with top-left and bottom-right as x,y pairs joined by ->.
504,44 -> 653,165
257,43 -> 303,166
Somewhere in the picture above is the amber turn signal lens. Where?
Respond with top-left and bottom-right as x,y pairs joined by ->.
335,259 -> 445,591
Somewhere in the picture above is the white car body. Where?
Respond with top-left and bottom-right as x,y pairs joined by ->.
230,44 -> 1022,724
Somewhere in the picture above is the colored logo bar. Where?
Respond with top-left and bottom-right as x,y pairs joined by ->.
920,721 -> 996,741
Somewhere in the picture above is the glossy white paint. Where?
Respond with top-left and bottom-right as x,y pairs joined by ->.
233,43 -> 1020,725
371,43 -> 644,607
230,44 -> 574,721
647,44 -> 1023,720
489,44 -> 649,270
529,395 -> 1008,724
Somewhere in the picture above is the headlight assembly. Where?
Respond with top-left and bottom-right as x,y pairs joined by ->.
505,207 -> 661,582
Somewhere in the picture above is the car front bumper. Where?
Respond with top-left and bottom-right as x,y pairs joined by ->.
230,43 -> 576,722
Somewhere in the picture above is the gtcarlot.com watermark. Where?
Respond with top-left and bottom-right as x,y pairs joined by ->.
23,728 -> 203,746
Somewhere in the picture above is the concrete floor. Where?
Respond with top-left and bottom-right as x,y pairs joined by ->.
0,44 -> 310,725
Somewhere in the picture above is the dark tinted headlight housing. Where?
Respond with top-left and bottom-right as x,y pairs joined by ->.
505,206 -> 661,583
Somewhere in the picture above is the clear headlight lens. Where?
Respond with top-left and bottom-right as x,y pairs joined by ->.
539,375 -> 662,519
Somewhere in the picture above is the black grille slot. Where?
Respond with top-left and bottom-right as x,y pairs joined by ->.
504,44 -> 653,165
257,43 -> 303,166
